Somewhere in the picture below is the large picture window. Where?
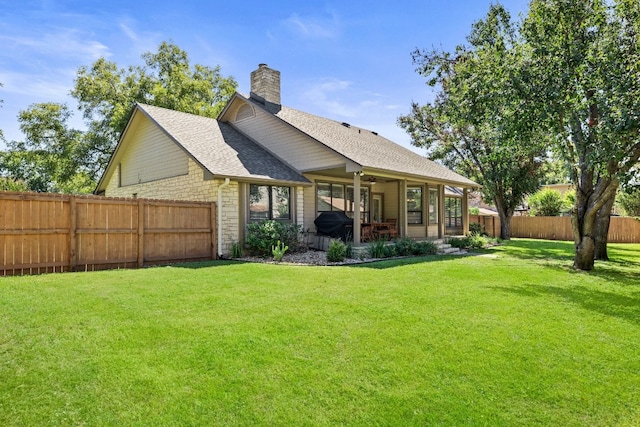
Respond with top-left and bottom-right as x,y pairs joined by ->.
249,185 -> 290,221
407,187 -> 423,224
429,188 -> 439,224
316,182 -> 369,222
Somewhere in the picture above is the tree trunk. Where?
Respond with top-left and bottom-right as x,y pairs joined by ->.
593,194 -> 616,261
574,233 -> 596,270
495,209 -> 512,240
571,178 -> 618,271
493,197 -> 513,240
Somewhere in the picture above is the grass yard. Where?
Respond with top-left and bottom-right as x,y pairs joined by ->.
1,239 -> 639,426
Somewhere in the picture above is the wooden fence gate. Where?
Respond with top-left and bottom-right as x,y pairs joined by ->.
0,192 -> 217,275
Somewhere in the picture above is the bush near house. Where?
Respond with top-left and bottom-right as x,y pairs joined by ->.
246,220 -> 301,256
327,240 -> 347,262
449,234 -> 490,250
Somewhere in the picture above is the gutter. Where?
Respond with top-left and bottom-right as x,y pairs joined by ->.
217,178 -> 231,258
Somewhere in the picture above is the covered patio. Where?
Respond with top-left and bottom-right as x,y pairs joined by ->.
305,167 -> 474,247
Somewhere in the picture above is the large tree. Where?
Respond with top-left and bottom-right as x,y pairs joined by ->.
399,5 -> 547,239
0,103 -> 94,193
71,41 -> 238,175
523,0 -> 640,270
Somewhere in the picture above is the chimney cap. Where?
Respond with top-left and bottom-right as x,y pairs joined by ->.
258,63 -> 268,68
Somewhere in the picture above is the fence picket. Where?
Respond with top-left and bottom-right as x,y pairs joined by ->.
470,214 -> 640,243
0,191 -> 216,276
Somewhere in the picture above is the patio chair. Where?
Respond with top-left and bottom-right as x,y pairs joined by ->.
386,218 -> 398,239
361,225 -> 375,242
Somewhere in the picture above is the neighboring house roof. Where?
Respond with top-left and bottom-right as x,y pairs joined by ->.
241,97 -> 477,187
106,103 -> 310,187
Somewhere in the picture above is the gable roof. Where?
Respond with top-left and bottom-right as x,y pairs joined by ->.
97,103 -> 310,191
237,96 -> 477,187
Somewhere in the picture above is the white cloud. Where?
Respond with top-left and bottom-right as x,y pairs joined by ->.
119,22 -> 139,42
117,18 -> 163,58
282,11 -> 341,40
302,78 -> 357,117
0,29 -> 110,61
0,71 -> 72,99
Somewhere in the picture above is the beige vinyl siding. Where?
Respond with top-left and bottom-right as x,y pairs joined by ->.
120,117 -> 189,186
303,183 -> 317,233
296,186 -> 305,230
232,106 -> 345,172
380,181 -> 399,222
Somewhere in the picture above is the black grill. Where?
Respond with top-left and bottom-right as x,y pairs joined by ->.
314,211 -> 353,241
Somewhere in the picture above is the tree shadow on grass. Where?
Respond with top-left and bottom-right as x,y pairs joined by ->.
496,239 -> 640,285
493,239 -> 575,262
489,283 -> 640,325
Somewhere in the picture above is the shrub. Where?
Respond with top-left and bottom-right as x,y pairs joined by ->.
368,239 -> 387,258
469,222 -> 485,236
563,190 -> 576,214
449,235 -> 489,250
469,206 -> 480,215
231,241 -> 243,258
467,234 -> 488,249
413,240 -> 438,255
394,237 -> 415,256
383,244 -> 397,258
272,240 -> 288,262
448,236 -> 471,249
618,186 -> 640,217
345,242 -> 353,259
528,188 -> 565,216
246,220 -> 301,256
327,240 -> 346,262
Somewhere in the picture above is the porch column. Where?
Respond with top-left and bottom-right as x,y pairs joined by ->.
439,184 -> 446,238
462,188 -> 470,235
353,172 -> 361,245
399,179 -> 407,237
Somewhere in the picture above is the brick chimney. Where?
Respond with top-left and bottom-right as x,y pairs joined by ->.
250,64 -> 281,113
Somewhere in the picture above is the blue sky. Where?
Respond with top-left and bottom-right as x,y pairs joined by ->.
0,0 -> 530,153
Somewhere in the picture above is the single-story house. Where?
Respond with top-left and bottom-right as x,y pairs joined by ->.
95,64 -> 478,256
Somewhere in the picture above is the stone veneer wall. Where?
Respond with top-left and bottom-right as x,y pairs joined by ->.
104,158 -> 239,256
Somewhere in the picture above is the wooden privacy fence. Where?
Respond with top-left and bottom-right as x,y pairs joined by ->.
0,191 -> 217,275
469,214 -> 501,238
510,216 -> 640,243
469,213 -> 640,243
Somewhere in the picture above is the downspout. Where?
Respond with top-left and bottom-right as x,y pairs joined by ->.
217,178 -> 230,258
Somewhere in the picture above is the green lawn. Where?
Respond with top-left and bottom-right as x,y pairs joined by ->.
1,239 -> 639,426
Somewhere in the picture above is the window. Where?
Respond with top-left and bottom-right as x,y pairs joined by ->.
407,187 -> 423,224
249,185 -> 290,221
316,182 -> 369,222
429,188 -> 439,224
346,186 -> 370,223
445,197 -> 462,227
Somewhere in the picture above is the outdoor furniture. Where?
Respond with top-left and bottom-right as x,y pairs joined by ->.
361,224 -> 375,242
372,220 -> 398,240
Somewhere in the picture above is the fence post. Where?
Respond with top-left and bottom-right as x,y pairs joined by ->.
210,202 -> 217,260
69,195 -> 77,272
137,198 -> 144,268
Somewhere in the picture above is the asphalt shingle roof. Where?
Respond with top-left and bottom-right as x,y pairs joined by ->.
270,104 -> 477,187
137,103 -> 309,184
